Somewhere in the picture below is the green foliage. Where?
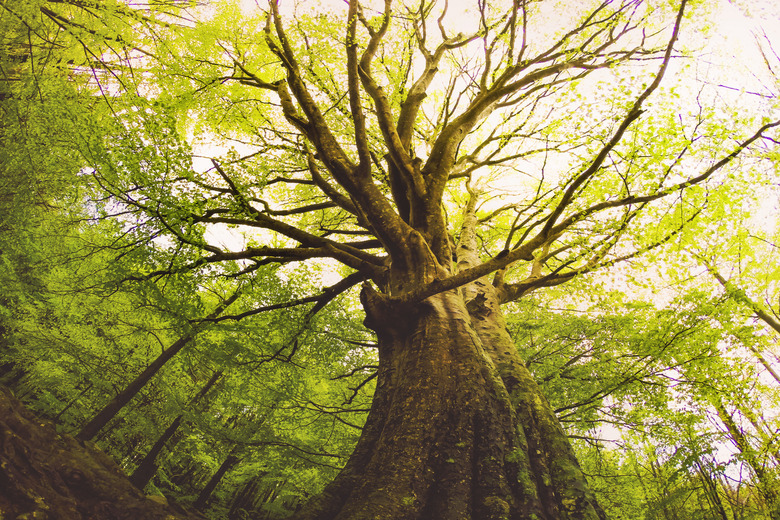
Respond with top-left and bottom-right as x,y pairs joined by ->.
509,278 -> 780,519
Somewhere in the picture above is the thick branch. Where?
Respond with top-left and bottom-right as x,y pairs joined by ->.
422,1 -> 653,202
346,0 -> 375,169
267,1 -> 414,263
203,271 -> 366,323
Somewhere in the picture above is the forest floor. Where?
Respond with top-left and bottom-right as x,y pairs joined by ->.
0,385 -> 204,520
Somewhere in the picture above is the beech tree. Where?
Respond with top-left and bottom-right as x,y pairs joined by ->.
5,0 -> 780,518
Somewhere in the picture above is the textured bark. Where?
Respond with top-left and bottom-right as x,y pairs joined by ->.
285,184 -> 606,520
292,285 -> 604,519
694,459 -> 729,520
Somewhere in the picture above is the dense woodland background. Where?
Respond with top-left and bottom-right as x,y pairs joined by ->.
1,0 -> 780,518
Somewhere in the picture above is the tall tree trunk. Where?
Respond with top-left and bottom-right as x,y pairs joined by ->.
694,458 -> 730,520
647,456 -> 676,520
76,293 -> 239,442
54,382 -> 94,422
738,406 -> 780,467
129,370 -> 223,490
292,197 -> 604,519
228,474 -> 265,519
128,415 -> 182,490
294,292 -> 603,519
713,400 -> 780,520
76,333 -> 196,442
194,448 -> 241,510
0,362 -> 25,389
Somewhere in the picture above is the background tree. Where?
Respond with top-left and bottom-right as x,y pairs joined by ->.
0,2 -> 373,517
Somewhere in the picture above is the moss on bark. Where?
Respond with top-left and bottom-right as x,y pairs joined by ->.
0,386 -> 203,520
293,286 -> 605,520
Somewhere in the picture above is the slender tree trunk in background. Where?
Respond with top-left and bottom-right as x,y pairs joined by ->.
706,265 -> 780,343
695,458 -> 730,520
727,479 -> 745,520
713,400 -> 780,520
129,371 -> 223,490
706,265 -> 780,386
0,363 -> 26,390
631,454 -> 658,520
0,361 -> 20,384
129,415 -> 183,489
170,460 -> 200,489
261,478 -> 291,519
731,332 -> 780,388
648,457 -> 676,520
76,333 -> 196,442
54,382 -> 93,422
194,448 -> 241,510
76,293 -> 239,442
228,474 -> 265,519
739,406 -> 780,467
746,343 -> 780,388
192,410 -> 270,510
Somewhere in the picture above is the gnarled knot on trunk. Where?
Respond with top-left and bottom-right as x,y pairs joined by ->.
359,282 -> 416,338
465,292 -> 489,318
